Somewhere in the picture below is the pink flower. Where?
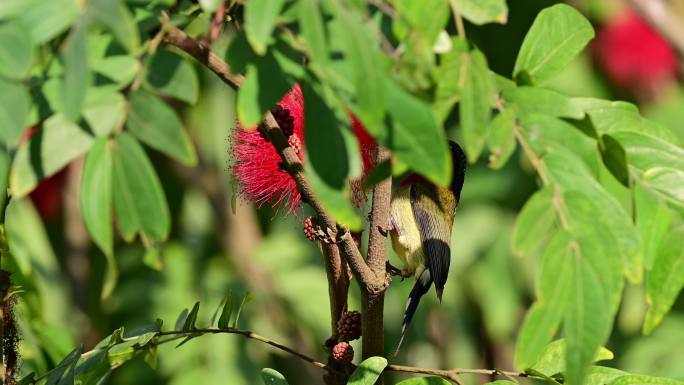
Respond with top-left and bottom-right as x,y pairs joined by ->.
592,10 -> 677,97
231,85 -> 305,214
231,85 -> 378,215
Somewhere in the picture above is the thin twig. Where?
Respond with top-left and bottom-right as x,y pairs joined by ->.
26,325 -> 545,385
448,0 -> 467,39
627,0 -> 684,58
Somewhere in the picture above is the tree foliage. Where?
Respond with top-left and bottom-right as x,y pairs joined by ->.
0,1 -> 683,385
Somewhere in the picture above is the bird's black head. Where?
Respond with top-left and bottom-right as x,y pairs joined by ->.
449,141 -> 467,198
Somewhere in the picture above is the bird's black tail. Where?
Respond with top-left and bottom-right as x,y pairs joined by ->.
394,269 -> 432,356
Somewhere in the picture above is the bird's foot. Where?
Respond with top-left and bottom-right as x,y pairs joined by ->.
386,262 -> 410,280
377,222 -> 394,237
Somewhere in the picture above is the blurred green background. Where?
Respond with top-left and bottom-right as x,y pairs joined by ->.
7,0 -> 684,384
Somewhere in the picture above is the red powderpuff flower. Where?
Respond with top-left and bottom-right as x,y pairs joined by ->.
231,85 -> 378,215
231,85 -> 305,215
592,10 -> 677,95
350,116 -> 377,207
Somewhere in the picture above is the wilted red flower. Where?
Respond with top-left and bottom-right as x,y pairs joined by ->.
231,85 -> 378,215
592,10 -> 677,97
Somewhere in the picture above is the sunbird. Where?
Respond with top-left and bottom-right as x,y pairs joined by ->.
387,141 -> 467,354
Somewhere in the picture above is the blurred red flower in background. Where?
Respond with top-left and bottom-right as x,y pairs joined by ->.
231,85 -> 377,215
592,10 -> 678,98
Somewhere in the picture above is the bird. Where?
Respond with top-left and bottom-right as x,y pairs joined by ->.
387,140 -> 467,355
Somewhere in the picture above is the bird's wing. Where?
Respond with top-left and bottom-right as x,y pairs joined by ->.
409,182 -> 455,299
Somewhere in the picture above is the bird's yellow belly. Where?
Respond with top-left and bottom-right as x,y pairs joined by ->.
390,187 -> 426,279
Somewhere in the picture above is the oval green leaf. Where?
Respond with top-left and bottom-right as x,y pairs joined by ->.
348,356 -> 388,385
112,133 -> 170,241
126,90 -> 197,166
513,4 -> 594,85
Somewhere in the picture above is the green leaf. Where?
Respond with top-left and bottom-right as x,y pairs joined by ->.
0,148 -> 8,210
393,0 -> 450,45
217,295 -> 233,328
642,167 -> 684,208
175,308 -> 189,331
60,22 -> 89,122
144,50 -> 199,104
611,131 -> 684,174
126,90 -> 197,166
544,149 -> 642,284
599,134 -> 629,187
503,86 -> 584,119
199,0 -> 222,12
261,368 -> 290,385
396,377 -> 452,385
14,0 -> 80,44
530,339 -> 613,376
460,49 -> 494,163
518,114 -> 598,173
237,56 -> 292,127
244,0 -> 286,55
609,375 -> 684,385
384,80 -> 450,186
573,99 -> 680,144
46,348 -> 80,385
515,231 -> 571,369
82,86 -> 126,137
182,302 -> 200,331
107,340 -> 137,367
434,37 -> 469,121
561,193 -> 623,385
302,84 -> 362,229
454,0 -> 508,25
0,78 -> 30,149
10,113 -> 95,197
89,0 -> 139,52
328,5 -> 385,135
81,138 -> 117,299
511,188 -> 556,258
93,55 -> 138,87
112,133 -> 170,241
0,20 -> 33,79
513,4 -> 594,85
298,0 -> 328,67
487,108 -> 516,170
643,227 -> 684,335
233,292 -> 253,328
585,366 -> 628,385
347,357 -> 388,385
634,182 -> 672,270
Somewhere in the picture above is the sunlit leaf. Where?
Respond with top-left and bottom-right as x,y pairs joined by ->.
487,108 -> 516,169
144,50 -> 199,104
126,90 -> 197,166
514,4 -> 594,85
10,113 -> 95,197
0,20 -> 33,79
81,138 -> 117,299
348,357 -> 387,385
244,0 -> 286,55
643,227 -> 684,335
454,0 -> 508,25
460,49 -> 494,163
112,133 -> 170,241
261,368 -> 290,385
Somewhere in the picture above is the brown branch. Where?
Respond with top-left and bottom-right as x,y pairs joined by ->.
161,25 -> 380,293
362,147 -> 392,362
28,324 -> 541,385
627,0 -> 684,58
322,244 -> 349,335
